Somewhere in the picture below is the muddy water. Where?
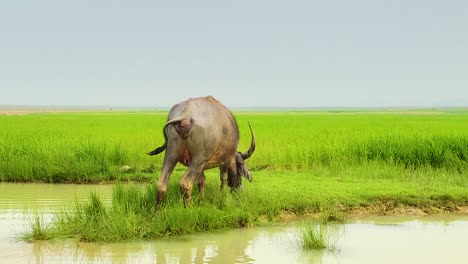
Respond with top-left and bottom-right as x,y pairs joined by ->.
1,183 -> 468,264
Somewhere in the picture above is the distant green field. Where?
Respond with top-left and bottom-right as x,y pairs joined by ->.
1,110 -> 468,183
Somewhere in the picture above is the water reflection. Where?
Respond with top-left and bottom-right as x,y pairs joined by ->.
27,224 -> 345,263
29,227 -> 260,263
27,217 -> 468,264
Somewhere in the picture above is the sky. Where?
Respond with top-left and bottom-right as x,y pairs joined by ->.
1,0 -> 467,108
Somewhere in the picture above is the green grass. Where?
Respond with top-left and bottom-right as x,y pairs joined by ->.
28,216 -> 52,241
3,110 -> 468,241
1,110 -> 468,182
23,165 -> 468,242
300,222 -> 344,250
300,224 -> 327,250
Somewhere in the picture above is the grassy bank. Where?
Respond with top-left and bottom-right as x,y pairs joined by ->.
24,165 -> 468,242
1,110 -> 468,183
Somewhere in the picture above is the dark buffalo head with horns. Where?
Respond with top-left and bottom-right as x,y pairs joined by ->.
148,96 -> 256,208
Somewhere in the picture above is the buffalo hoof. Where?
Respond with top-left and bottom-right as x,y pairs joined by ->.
179,185 -> 193,207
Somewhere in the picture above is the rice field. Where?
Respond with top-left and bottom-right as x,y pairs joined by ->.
1,110 -> 468,183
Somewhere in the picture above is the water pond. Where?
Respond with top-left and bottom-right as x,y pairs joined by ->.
1,183 -> 467,264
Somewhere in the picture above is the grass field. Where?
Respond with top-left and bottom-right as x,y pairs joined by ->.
2,110 -> 468,241
1,110 -> 468,183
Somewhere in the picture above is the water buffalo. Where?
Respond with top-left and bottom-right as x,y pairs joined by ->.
148,96 -> 256,208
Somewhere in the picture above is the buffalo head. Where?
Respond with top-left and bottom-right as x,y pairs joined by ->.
228,123 -> 255,189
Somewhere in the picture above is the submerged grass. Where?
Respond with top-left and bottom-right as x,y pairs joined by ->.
300,224 -> 327,250
27,216 -> 53,241
300,222 -> 344,250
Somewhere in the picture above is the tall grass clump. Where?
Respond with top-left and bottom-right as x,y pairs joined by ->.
29,183 -> 262,242
300,223 -> 344,251
25,216 -> 53,241
300,224 -> 328,250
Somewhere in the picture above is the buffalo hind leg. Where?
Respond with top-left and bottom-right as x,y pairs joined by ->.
156,157 -> 178,209
179,163 -> 205,206
197,172 -> 206,200
156,131 -> 183,209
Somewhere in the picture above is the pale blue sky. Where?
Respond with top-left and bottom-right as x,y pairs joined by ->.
1,0 -> 467,107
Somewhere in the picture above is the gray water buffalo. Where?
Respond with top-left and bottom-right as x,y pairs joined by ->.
148,96 -> 256,208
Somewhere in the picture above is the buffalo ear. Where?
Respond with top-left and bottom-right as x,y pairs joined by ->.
235,153 -> 252,182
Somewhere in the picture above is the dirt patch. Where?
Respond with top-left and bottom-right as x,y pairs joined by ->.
0,109 -> 88,116
0,108 -> 111,116
273,205 -> 468,223
278,210 -> 320,222
0,110 -> 46,116
347,204 -> 468,217
348,206 -> 429,217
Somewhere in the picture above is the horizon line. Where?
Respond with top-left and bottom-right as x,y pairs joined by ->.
1,104 -> 467,111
